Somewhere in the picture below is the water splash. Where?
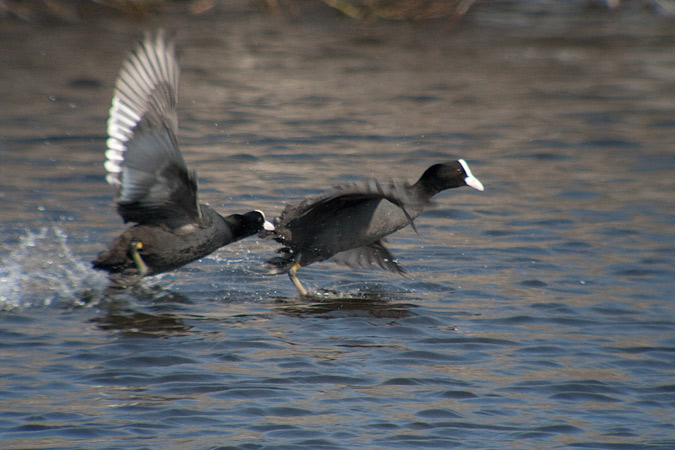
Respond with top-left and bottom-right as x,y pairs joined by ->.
0,227 -> 108,310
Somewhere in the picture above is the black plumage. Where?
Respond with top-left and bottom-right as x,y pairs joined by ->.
93,32 -> 272,278
265,160 -> 484,295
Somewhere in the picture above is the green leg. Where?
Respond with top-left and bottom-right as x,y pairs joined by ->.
288,262 -> 308,296
130,241 -> 149,277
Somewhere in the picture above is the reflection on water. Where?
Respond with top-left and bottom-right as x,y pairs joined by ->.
1,3 -> 674,450
272,285 -> 416,318
91,311 -> 191,336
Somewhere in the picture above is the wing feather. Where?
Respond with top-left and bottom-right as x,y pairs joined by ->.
104,31 -> 199,226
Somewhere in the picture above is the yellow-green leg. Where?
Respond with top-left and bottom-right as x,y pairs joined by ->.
130,241 -> 149,277
288,262 -> 308,296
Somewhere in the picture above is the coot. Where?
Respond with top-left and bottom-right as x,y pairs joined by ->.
265,160 -> 483,295
93,31 -> 273,278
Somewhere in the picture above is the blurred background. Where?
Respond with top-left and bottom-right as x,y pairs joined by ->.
1,1 -> 674,449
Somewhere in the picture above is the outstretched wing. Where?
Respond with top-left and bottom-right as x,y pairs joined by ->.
104,31 -> 200,226
331,240 -> 406,275
276,178 -> 428,234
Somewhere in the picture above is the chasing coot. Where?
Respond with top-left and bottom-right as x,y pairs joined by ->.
93,31 -> 273,278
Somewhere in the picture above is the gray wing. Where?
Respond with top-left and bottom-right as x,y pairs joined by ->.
331,240 -> 407,275
276,179 -> 427,234
104,31 -> 199,225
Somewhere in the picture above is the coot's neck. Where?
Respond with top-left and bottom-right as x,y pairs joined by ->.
411,168 -> 464,202
223,213 -> 247,237
199,205 -> 233,247
222,212 -> 262,243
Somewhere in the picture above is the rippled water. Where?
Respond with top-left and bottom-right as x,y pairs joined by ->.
1,3 -> 674,449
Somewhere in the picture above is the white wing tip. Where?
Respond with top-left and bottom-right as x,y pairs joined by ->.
105,173 -> 121,186
104,159 -> 123,174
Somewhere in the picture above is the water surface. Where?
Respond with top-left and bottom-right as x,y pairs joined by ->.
1,3 -> 674,449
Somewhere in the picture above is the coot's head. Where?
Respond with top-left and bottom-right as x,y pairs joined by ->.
416,159 -> 484,196
235,210 -> 274,236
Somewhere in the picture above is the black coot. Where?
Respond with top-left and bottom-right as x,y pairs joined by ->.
93,32 -> 273,278
265,160 -> 483,295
